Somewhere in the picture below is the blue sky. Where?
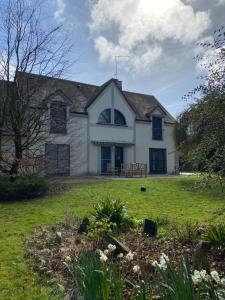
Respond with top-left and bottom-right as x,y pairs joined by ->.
45,0 -> 225,117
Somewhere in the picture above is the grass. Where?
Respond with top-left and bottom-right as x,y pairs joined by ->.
0,176 -> 225,299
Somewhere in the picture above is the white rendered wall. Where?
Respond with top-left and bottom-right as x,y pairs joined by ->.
135,121 -> 176,174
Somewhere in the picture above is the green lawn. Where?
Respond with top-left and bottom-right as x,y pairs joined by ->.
0,177 -> 225,299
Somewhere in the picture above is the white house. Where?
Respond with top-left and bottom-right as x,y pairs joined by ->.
2,74 -> 178,176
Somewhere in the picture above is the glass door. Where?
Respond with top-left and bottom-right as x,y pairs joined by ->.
101,146 -> 112,174
115,146 -> 124,173
149,148 -> 166,174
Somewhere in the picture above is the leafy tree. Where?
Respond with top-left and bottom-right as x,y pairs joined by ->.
176,92 -> 225,173
176,26 -> 225,176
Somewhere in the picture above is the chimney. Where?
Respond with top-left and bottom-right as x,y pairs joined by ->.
115,79 -> 122,90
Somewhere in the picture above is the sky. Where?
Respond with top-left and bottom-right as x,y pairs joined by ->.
36,0 -> 225,117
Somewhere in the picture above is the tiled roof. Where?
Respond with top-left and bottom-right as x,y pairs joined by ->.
17,72 -> 176,123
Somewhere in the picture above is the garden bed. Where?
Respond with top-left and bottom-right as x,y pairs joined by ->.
24,221 -> 225,299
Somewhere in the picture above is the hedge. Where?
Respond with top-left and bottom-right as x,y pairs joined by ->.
0,177 -> 49,201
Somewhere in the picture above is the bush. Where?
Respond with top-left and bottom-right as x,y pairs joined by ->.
170,221 -> 201,242
206,224 -> 225,248
91,197 -> 135,235
0,177 -> 49,201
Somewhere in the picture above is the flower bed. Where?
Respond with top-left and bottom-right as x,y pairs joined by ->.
24,221 -> 225,299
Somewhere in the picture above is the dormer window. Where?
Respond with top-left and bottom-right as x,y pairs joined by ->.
98,109 -> 126,126
152,116 -> 162,140
50,101 -> 67,134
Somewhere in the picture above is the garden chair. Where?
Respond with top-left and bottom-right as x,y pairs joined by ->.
106,163 -> 119,176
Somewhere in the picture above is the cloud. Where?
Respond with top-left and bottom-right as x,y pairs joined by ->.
194,36 -> 225,76
186,0 -> 225,5
54,0 -> 66,22
89,0 -> 211,74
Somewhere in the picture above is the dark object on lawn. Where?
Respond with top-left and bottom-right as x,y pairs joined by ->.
141,185 -> 146,192
78,217 -> 90,234
105,234 -> 130,254
193,240 -> 211,272
144,219 -> 157,237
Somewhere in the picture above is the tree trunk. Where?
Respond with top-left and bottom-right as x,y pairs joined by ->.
10,134 -> 23,174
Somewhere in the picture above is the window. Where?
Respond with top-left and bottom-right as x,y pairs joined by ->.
50,102 -> 67,134
98,109 -> 126,126
114,109 -> 126,125
152,116 -> 163,140
98,109 -> 111,124
45,144 -> 70,175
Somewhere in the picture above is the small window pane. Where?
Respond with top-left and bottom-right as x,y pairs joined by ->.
114,109 -> 126,125
98,109 -> 111,124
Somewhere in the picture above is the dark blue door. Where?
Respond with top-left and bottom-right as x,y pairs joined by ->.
115,147 -> 124,173
149,148 -> 166,174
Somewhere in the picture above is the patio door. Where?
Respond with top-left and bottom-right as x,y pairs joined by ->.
149,148 -> 166,174
101,146 -> 112,174
115,146 -> 124,172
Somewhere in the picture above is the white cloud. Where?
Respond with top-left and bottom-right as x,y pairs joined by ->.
89,0 -> 211,74
54,0 -> 66,22
194,36 -> 225,76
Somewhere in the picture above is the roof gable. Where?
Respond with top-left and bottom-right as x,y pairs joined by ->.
45,90 -> 72,105
85,78 -> 137,114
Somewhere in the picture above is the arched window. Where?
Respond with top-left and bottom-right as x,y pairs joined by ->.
98,109 -> 111,124
114,109 -> 126,125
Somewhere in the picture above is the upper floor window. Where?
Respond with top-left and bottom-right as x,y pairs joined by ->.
98,108 -> 111,124
50,101 -> 67,134
152,116 -> 162,140
98,109 -> 126,126
114,109 -> 126,125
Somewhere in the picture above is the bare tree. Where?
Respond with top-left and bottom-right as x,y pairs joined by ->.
0,0 -> 72,174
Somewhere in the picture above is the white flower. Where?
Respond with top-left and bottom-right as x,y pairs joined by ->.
192,270 -> 202,285
125,252 -> 134,261
192,270 -> 210,285
133,265 -> 141,273
107,244 -> 116,252
104,249 -> 109,255
221,278 -> 225,286
152,260 -> 158,268
100,252 -> 108,262
161,253 -> 169,262
64,255 -> 71,263
117,253 -> 124,259
211,271 -> 221,283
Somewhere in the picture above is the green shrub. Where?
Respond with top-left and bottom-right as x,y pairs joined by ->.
91,197 -> 135,234
170,221 -> 200,241
206,223 -> 225,248
0,177 -> 49,201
